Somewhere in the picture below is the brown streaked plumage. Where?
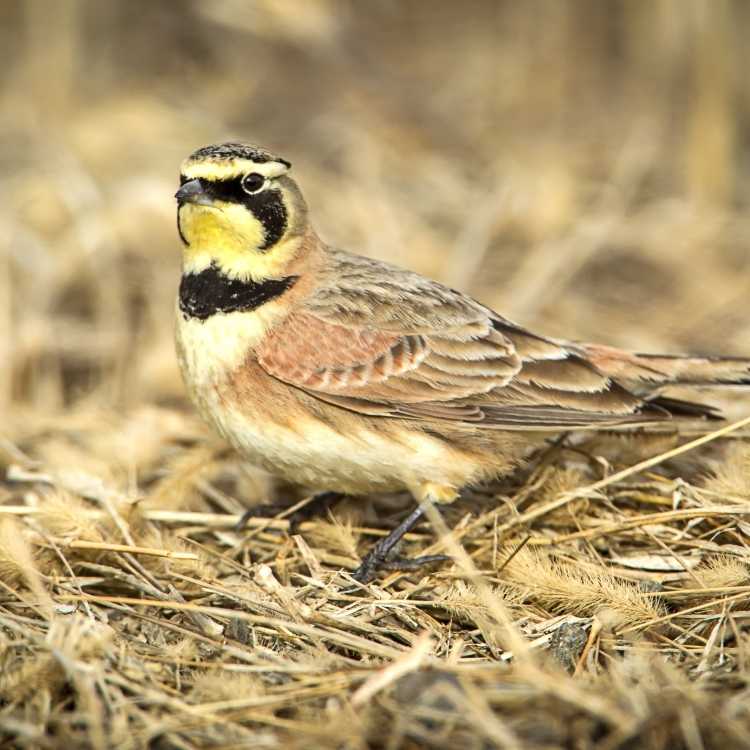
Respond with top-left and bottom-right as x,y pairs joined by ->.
174,141 -> 750,581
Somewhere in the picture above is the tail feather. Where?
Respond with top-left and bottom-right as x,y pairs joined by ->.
634,353 -> 750,385
583,344 -> 750,388
645,395 -> 724,421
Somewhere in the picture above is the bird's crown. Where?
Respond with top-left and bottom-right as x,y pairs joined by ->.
181,142 -> 291,182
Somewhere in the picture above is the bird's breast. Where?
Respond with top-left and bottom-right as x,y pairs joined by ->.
176,305 -> 270,387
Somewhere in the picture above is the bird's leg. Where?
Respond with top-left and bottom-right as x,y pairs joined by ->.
350,484 -> 457,583
235,490 -> 343,534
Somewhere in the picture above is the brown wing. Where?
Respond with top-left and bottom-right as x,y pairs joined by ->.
258,311 -> 520,404
256,249 -> 673,429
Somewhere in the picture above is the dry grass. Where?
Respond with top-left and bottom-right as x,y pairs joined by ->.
3,1 -> 750,748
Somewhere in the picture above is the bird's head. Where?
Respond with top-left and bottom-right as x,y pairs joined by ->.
176,142 -> 309,281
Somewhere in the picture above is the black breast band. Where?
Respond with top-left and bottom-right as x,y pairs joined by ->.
179,264 -> 298,320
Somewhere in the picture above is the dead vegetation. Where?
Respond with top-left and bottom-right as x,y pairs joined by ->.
3,1 -> 750,748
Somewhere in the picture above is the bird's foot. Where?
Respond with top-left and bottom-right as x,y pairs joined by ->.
350,505 -> 450,583
235,490 -> 343,534
351,549 -> 449,584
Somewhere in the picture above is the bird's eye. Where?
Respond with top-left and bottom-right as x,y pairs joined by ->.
241,172 -> 266,195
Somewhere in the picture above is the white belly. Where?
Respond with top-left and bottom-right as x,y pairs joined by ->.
208,403 -> 478,493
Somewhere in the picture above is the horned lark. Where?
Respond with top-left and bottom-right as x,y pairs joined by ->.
175,142 -> 750,581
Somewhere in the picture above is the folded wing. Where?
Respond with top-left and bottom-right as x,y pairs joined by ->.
256,250 -> 717,429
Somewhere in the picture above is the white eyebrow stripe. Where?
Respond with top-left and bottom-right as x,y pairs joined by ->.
181,159 -> 289,181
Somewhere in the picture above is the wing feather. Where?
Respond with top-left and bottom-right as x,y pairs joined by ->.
255,249 -> 676,429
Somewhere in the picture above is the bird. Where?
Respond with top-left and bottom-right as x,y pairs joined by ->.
174,141 -> 750,582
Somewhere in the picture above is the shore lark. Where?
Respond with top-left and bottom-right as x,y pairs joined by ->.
175,141 -> 750,581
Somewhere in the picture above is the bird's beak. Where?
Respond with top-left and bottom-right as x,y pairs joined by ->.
175,179 -> 213,206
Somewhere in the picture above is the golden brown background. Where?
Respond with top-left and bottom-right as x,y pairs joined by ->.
4,4 -> 750,748
4,0 -> 750,427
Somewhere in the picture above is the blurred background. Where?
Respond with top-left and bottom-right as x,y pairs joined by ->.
3,0 -> 750,455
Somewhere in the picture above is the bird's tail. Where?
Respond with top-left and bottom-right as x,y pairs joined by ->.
580,344 -> 750,420
582,344 -> 750,388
